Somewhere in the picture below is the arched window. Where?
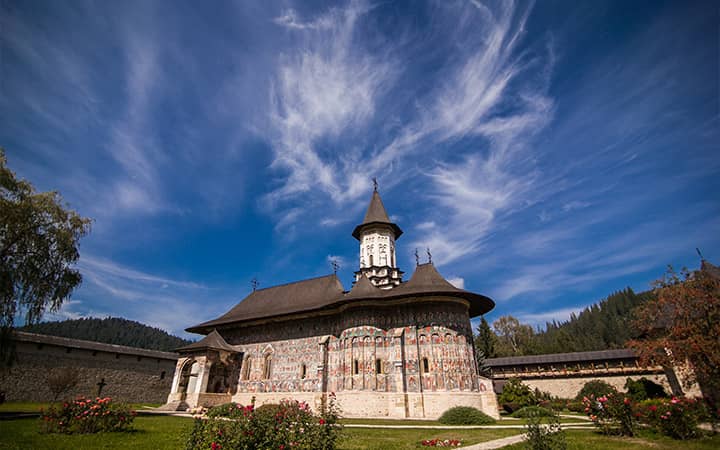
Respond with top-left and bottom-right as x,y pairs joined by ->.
375,358 -> 382,374
300,364 -> 307,379
353,359 -> 359,375
369,254 -> 374,266
422,357 -> 430,373
263,354 -> 273,379
242,356 -> 252,381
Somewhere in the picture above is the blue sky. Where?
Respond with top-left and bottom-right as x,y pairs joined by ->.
2,0 -> 718,339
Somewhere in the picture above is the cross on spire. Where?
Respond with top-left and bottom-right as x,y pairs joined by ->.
251,277 -> 259,291
331,258 -> 340,274
426,247 -> 432,264
372,177 -> 378,192
415,248 -> 420,266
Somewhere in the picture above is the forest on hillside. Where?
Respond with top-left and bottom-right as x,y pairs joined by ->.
476,288 -> 654,358
19,317 -> 192,352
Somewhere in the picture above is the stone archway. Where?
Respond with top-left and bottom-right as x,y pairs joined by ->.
179,360 -> 200,396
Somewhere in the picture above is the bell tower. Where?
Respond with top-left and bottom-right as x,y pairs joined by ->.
352,181 -> 403,289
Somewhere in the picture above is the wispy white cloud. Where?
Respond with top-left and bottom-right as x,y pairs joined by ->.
448,277 -> 465,289
409,1 -> 554,265
265,1 -> 396,208
516,306 -> 585,327
326,254 -> 347,271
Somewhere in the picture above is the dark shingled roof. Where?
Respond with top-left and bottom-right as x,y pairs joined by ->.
187,263 -> 495,334
352,190 -> 403,240
188,275 -> 345,332
345,273 -> 384,299
392,263 -> 494,317
485,348 -> 637,367
176,330 -> 237,353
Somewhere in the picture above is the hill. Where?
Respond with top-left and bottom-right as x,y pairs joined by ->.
482,287 -> 655,358
19,317 -> 192,352
530,287 -> 654,354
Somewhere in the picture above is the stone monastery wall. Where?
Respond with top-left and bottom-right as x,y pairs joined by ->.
1,332 -> 177,403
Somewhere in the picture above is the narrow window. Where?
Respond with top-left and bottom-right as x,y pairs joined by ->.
375,358 -> 382,374
422,357 -> 429,373
242,356 -> 252,380
263,354 -> 272,379
353,359 -> 359,375
300,364 -> 307,379
160,371 -> 166,380
369,254 -> 374,266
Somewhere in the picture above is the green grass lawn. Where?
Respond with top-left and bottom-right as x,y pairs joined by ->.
340,416 -> 588,426
501,429 -> 720,450
0,415 -> 194,449
0,415 -> 519,450
337,428 -> 519,449
1,409 -> 716,449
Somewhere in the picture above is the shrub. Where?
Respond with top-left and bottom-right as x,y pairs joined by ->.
206,402 -> 254,419
565,401 -> 584,413
582,392 -> 635,436
39,397 -> 135,434
624,377 -> 667,402
523,409 -> 566,450
46,368 -> 79,402
511,406 -> 554,418
637,397 -> 707,440
499,378 -> 536,412
185,397 -> 341,450
575,380 -> 617,402
548,399 -> 568,411
438,406 -> 496,425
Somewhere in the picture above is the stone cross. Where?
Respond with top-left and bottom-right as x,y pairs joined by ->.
96,378 -> 107,397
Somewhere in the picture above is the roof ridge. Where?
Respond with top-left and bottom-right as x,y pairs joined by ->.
251,273 -> 338,292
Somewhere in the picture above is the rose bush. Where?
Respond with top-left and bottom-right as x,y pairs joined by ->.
186,396 -> 341,450
582,392 -> 635,436
39,397 -> 135,434
637,396 -> 707,440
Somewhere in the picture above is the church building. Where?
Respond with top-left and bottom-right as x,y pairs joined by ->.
164,188 -> 499,419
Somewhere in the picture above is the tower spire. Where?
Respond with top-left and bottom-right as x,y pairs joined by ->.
352,184 -> 404,289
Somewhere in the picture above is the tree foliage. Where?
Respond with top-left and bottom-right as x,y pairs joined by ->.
493,315 -> 535,356
476,288 -> 652,358
0,149 -> 91,365
20,317 -> 192,352
475,315 -> 496,358
628,265 -> 720,407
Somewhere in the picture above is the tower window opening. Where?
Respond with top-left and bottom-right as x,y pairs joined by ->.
369,254 -> 374,266
375,358 -> 382,374
300,364 -> 307,379
422,357 -> 429,373
353,359 -> 359,375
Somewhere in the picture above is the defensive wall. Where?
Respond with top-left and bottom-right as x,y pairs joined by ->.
485,348 -> 702,399
0,331 -> 177,403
